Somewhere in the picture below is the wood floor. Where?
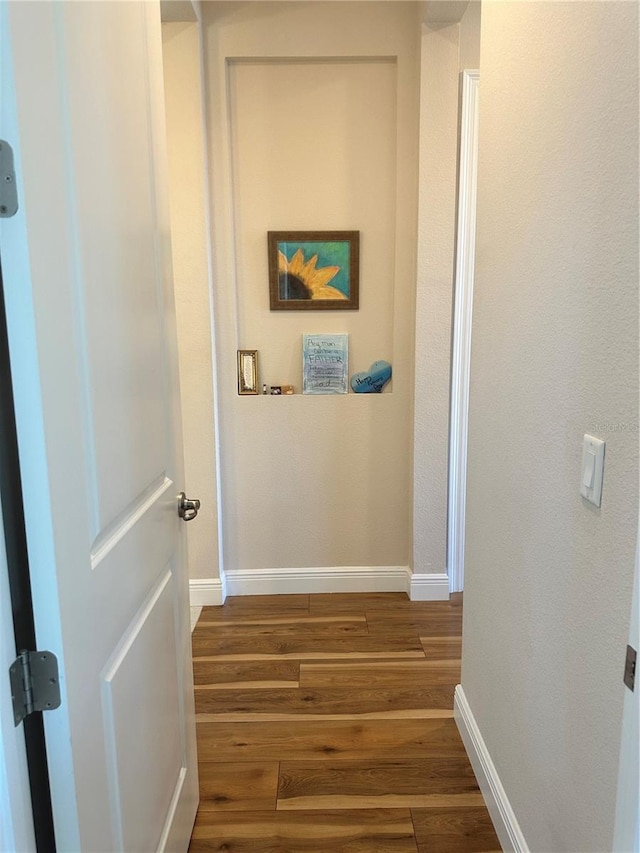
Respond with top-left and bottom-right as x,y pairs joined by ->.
188,592 -> 501,853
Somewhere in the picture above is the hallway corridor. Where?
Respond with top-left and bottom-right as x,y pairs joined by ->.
187,592 -> 500,852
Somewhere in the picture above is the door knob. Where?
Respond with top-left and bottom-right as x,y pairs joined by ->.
178,491 -> 200,522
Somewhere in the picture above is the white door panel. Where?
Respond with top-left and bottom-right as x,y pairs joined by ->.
0,1 -> 198,850
102,569 -> 183,853
57,1 -> 171,530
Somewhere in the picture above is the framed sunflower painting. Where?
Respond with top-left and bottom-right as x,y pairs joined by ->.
268,231 -> 359,311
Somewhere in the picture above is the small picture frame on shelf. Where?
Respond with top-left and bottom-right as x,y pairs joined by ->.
237,350 -> 258,395
302,334 -> 349,395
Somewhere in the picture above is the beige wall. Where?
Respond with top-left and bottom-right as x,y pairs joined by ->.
162,22 -> 221,581
231,57 -> 397,389
462,2 -> 638,851
459,1 -> 480,70
413,1 -> 481,577
204,2 -> 420,575
162,2 -> 482,588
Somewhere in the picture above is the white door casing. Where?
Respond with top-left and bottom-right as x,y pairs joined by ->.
448,69 -> 480,594
613,518 -> 639,852
0,13 -> 37,849
0,2 -> 198,850
0,492 -> 36,853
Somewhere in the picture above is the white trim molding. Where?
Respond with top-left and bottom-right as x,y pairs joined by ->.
192,567 -> 450,601
189,576 -> 226,606
613,523 -> 639,852
454,685 -> 530,853
220,567 -> 451,600
408,572 -> 450,601
447,68 -> 480,594
224,566 -> 410,597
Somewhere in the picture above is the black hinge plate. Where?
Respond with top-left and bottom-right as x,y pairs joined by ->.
623,644 -> 636,692
0,140 -> 18,217
9,650 -> 61,726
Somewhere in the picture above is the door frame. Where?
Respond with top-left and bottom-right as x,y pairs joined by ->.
447,69 -> 480,594
0,252 -> 55,851
0,502 -> 35,852
613,515 -> 639,851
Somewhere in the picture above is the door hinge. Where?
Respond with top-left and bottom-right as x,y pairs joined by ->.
623,644 -> 636,692
0,140 -> 18,217
9,650 -> 61,726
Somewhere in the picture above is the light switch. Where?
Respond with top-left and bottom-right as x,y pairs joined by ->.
580,434 -> 605,507
582,451 -> 595,488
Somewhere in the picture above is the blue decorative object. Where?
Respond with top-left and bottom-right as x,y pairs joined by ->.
350,360 -> 392,394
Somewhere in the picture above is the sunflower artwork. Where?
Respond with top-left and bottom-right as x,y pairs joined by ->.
268,231 -> 359,311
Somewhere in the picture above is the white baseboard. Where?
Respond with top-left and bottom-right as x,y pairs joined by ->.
192,567 -> 451,601
189,576 -> 226,606
454,685 -> 529,853
224,566 -> 410,597
409,572 -> 450,600
220,566 -> 451,599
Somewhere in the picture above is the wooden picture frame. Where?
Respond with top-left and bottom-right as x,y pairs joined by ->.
268,231 -> 359,311
237,350 -> 258,395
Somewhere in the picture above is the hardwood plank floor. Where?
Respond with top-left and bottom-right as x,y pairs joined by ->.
193,660 -> 300,688
299,660 -> 461,689
198,761 -> 279,811
412,806 -> 502,853
195,717 -> 465,763
277,758 -> 483,810
195,617 -> 370,638
191,634 -> 425,660
188,592 -> 501,853
190,810 -> 419,852
195,685 -> 457,718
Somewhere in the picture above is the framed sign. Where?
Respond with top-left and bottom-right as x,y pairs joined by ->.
237,350 -> 258,395
268,231 -> 359,311
302,334 -> 348,395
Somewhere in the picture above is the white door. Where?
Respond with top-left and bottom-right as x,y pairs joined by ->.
0,2 -> 198,850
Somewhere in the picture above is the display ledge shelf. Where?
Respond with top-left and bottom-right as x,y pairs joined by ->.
241,391 -> 395,397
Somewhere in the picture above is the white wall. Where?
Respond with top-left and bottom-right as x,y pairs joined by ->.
162,22 -> 221,581
461,3 -> 639,851
204,2 -> 420,581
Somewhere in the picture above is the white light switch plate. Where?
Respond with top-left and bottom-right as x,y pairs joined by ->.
581,434 -> 605,507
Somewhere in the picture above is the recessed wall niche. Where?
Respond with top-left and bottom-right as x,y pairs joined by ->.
228,58 -> 397,391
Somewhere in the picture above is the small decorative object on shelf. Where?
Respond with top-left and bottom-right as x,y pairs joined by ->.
350,360 -> 392,394
270,386 -> 282,395
237,350 -> 258,395
262,383 -> 269,395
282,385 -> 294,395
